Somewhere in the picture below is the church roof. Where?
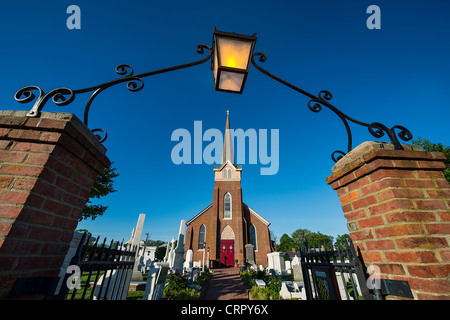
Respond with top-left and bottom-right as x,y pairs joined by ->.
186,203 -> 213,226
185,202 -> 270,227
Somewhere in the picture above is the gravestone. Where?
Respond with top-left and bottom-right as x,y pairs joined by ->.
184,249 -> 194,272
267,252 -> 286,276
130,214 -> 146,281
291,255 -> 303,281
280,281 -> 306,300
171,220 -> 186,272
168,237 -> 176,267
143,262 -> 170,300
245,244 -> 256,269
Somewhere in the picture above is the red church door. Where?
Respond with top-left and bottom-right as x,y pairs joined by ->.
220,240 -> 235,267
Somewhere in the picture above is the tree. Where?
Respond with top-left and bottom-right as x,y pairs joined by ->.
277,233 -> 294,251
412,137 -> 450,183
80,164 -> 119,221
335,234 -> 351,247
291,228 -> 334,249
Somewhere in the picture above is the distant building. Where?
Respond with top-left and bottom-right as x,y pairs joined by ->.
184,112 -> 275,267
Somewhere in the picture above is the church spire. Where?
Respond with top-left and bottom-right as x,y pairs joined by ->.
222,110 -> 234,165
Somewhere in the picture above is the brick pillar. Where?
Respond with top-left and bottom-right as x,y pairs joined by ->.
326,141 -> 450,300
0,110 -> 110,299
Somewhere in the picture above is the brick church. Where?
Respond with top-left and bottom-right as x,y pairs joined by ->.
184,112 -> 275,268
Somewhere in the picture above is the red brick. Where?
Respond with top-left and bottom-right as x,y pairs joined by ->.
12,141 -> 55,153
416,293 -> 450,300
38,131 -> 62,143
435,179 -> 450,189
369,199 -> 414,215
437,212 -> 450,221
18,208 -> 54,225
29,226 -> 61,242
52,216 -> 78,230
0,164 -> 43,177
0,223 -> 13,237
370,169 -> 415,182
358,216 -> 384,228
378,188 -> 424,202
12,177 -> 37,191
404,277 -> 450,294
414,199 -> 446,210
43,200 -> 72,216
378,263 -> 405,275
416,171 -> 446,179
425,189 -> 450,199
46,157 -> 74,179
55,177 -> 81,195
396,237 -> 448,249
344,209 -> 366,221
407,265 -> 450,278
366,239 -> 396,250
25,154 -> 50,166
350,229 -> 374,241
385,251 -> 438,263
0,238 -> 42,255
352,195 -> 377,210
361,251 -> 383,263
0,190 -> 29,205
33,180 -> 64,201
425,223 -> 450,235
385,211 -> 436,223
0,176 -> 14,189
440,250 -> 450,261
0,205 -> 23,219
375,224 -> 424,238
6,129 -> 41,140
15,256 -> 53,271
0,151 -> 27,163
339,191 -> 360,205
405,179 -> 435,188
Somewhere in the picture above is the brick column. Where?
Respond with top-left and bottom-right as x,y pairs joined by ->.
0,111 -> 110,299
326,141 -> 450,300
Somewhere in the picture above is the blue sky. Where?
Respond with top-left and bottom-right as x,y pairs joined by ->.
1,1 -> 449,244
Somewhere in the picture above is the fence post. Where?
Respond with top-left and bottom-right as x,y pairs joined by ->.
0,111 -> 110,299
326,141 -> 450,300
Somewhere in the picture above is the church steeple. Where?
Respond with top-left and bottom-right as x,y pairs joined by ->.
222,110 -> 234,165
214,111 -> 241,182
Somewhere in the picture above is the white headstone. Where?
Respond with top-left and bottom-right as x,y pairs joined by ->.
131,213 -> 146,281
171,220 -> 186,272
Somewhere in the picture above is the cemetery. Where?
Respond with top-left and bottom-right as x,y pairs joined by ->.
0,1 -> 449,307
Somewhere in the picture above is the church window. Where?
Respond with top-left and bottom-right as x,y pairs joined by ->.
222,168 -> 232,178
250,225 -> 257,250
198,224 -> 206,250
224,193 -> 232,219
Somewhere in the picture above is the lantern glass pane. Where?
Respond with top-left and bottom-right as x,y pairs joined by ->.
213,44 -> 219,85
217,37 -> 252,70
218,71 -> 245,92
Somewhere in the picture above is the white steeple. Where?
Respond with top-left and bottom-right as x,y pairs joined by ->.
222,110 -> 234,165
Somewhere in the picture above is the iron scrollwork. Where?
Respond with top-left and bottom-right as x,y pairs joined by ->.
14,44 -> 213,143
251,52 -> 413,162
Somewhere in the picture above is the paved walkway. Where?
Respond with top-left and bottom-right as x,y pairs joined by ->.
201,268 -> 249,300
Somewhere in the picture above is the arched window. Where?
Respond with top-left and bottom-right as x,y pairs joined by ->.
198,224 -> 206,250
222,168 -> 231,178
250,225 -> 257,250
224,193 -> 232,219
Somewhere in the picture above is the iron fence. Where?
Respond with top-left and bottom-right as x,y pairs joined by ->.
56,232 -> 137,300
299,237 -> 371,300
